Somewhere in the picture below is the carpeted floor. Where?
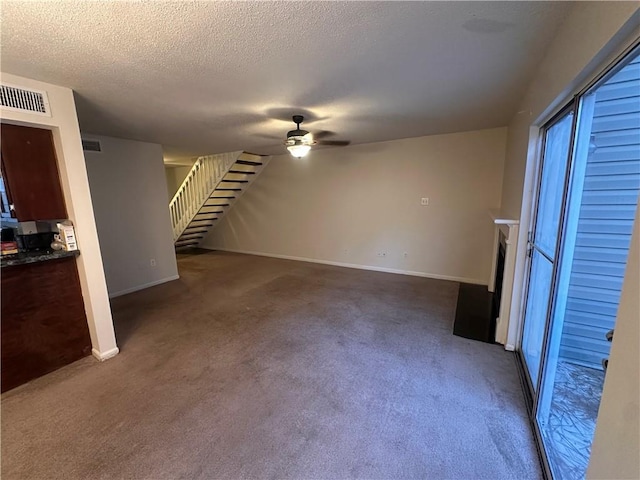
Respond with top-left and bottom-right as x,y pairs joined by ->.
1,251 -> 541,479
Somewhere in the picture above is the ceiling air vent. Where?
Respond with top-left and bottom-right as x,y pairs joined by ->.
0,84 -> 51,116
82,139 -> 102,152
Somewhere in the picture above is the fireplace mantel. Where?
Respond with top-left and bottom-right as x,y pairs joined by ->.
488,210 -> 519,348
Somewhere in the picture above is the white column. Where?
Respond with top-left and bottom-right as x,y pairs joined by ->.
0,73 -> 119,360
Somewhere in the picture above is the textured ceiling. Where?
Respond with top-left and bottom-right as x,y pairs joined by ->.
1,1 -> 573,162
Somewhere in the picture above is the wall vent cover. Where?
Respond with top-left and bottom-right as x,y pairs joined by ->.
82,139 -> 102,152
0,84 -> 51,116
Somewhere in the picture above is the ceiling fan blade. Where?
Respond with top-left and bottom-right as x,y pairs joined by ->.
317,140 -> 350,147
313,130 -> 335,140
254,133 -> 281,141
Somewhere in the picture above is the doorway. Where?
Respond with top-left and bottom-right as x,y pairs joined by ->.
519,46 -> 640,479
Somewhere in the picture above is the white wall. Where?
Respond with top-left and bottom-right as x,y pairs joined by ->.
165,165 -> 192,199
203,128 -> 507,285
0,72 -> 118,360
588,208 -> 639,479
83,135 -> 178,297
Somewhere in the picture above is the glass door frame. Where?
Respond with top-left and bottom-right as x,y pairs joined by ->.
517,100 -> 583,480
515,39 -> 640,479
518,100 -> 579,402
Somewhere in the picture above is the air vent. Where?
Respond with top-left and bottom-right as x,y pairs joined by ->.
0,84 -> 51,116
82,139 -> 102,152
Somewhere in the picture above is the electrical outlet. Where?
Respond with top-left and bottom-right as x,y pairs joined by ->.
377,252 -> 387,257
421,197 -> 430,206
150,258 -> 156,267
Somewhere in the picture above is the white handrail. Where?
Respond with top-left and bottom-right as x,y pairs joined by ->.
169,151 -> 242,241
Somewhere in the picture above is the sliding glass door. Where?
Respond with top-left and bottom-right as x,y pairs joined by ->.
518,44 -> 640,479
521,106 -> 574,392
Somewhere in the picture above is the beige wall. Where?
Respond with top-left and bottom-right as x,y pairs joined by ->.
203,127 -> 507,285
84,135 -> 179,297
0,72 -> 118,360
500,2 -> 640,219
588,208 -> 639,479
165,165 -> 192,199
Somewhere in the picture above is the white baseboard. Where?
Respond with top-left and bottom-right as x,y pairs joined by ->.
207,247 -> 486,285
108,274 -> 180,298
505,344 -> 516,352
92,347 -> 120,361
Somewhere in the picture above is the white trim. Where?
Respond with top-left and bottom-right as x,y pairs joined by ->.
505,343 -> 516,352
108,274 -> 180,298
92,347 -> 119,361
209,247 -> 487,285
506,126 -> 545,350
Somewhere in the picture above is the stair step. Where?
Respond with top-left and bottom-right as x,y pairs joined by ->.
221,179 -> 249,183
209,196 -> 235,199
178,235 -> 204,241
188,221 -> 215,227
228,170 -> 255,175
176,241 -> 200,247
216,188 -> 242,191
204,202 -> 230,207
235,160 -> 263,166
196,211 -> 223,215
237,152 -> 263,162
183,228 -> 209,234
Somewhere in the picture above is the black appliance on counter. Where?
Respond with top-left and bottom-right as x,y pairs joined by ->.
17,232 -> 55,251
11,221 -> 55,252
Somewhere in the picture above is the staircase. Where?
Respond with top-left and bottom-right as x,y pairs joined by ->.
169,151 -> 270,249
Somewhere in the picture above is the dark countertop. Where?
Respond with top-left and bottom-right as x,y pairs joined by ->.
1,249 -> 80,268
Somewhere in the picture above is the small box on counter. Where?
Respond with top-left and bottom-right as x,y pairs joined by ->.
1,241 -> 18,255
57,221 -> 78,251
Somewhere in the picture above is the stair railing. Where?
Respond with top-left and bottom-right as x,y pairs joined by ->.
169,151 -> 241,241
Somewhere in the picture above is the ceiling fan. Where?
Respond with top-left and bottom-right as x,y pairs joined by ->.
285,115 -> 350,158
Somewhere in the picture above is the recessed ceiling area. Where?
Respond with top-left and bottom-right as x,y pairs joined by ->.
1,1 -> 573,162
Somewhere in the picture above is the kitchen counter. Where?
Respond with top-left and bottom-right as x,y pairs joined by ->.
0,249 -> 80,268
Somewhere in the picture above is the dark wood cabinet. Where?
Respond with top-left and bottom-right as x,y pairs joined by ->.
1,123 -> 90,392
1,257 -> 92,392
0,123 -> 67,221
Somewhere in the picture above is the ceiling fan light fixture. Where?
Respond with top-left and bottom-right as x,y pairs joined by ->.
287,143 -> 311,158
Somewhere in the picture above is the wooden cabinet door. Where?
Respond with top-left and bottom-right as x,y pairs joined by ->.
0,123 -> 67,221
1,257 -> 92,392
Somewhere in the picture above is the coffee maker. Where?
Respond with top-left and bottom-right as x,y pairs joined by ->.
15,221 -> 54,252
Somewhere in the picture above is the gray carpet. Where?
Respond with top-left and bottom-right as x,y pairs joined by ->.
1,251 -> 541,479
